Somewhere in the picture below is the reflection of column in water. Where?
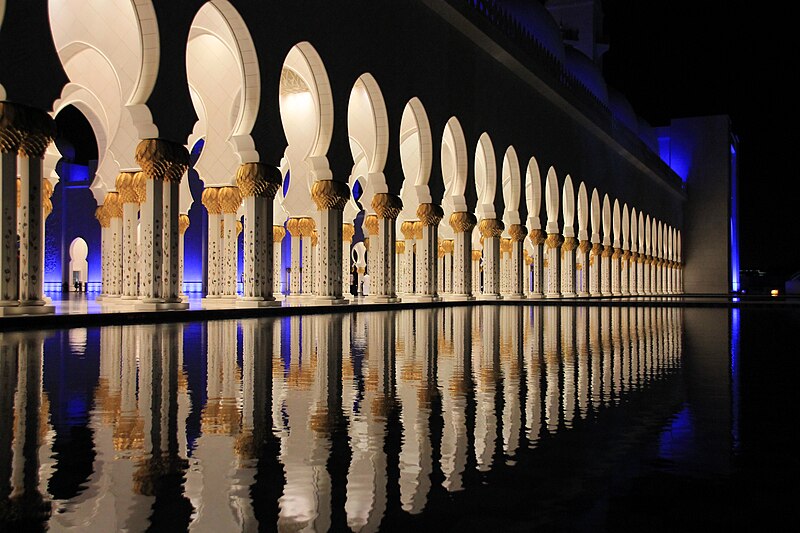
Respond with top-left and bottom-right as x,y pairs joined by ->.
473,306 -> 499,470
600,307 -> 612,405
611,306 -> 622,402
397,309 -> 432,514
187,321 -> 244,531
277,314 -> 332,532
636,307 -> 646,385
345,313 -> 388,532
543,306 -> 560,432
440,307 -> 470,491
0,335 -> 18,513
643,308 -> 653,381
525,306 -> 543,445
576,306 -> 589,418
588,307 -> 602,409
560,307 -> 575,426
628,308 -> 639,387
500,307 -> 522,456
131,326 -> 157,517
621,308 -> 631,393
5,334 -> 50,522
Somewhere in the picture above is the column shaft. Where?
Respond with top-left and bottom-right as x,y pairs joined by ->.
17,156 -> 44,305
0,152 -> 18,305
140,177 -> 164,302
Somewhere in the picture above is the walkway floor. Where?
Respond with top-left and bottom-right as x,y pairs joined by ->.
0,291 -> 797,332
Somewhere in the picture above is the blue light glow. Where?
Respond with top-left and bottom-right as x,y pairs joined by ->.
731,308 -> 741,452
658,135 -> 689,182
658,405 -> 695,460
730,143 -> 740,292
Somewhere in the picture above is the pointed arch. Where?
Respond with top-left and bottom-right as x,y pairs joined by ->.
525,157 -> 542,231
577,182 -> 589,241
562,174 -> 575,238
501,145 -> 521,226
475,132 -> 497,219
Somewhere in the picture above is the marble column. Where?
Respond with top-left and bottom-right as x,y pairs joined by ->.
437,243 -> 445,294
499,238 -> 511,296
134,139 -> 189,309
507,224 -> 527,299
286,218 -> 303,297
236,162 -> 281,307
311,179 -> 350,304
524,252 -> 533,295
364,214 -> 378,294
449,212 -> 477,300
643,254 -> 652,295
118,172 -> 144,300
0,138 -> 18,310
106,192 -> 124,298
95,204 -> 111,297
478,218 -> 503,299
274,225 -> 286,297
589,243 -> 602,297
601,245 -> 613,296
611,247 -> 622,296
201,187 -> 222,299
414,203 -> 443,301
342,223 -> 355,297
629,250 -> 638,297
529,229 -> 545,298
178,214 -> 189,297
637,253 -> 646,295
621,250 -> 631,296
544,233 -> 563,298
310,230 -> 318,294
442,239 -> 454,294
576,240 -> 591,297
400,221 -> 415,294
471,250 -> 482,296
368,193 -> 403,302
218,186 -> 242,299
396,240 -> 406,294
560,236 -> 577,298
17,131 -> 52,309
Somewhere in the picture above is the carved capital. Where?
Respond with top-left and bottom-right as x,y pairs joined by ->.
95,205 -> 112,228
578,240 -> 592,254
508,224 -> 528,242
412,220 -> 424,240
591,243 -> 603,256
478,218 -> 504,238
132,172 -> 147,203
201,187 -> 222,214
364,214 -> 379,236
218,186 -> 242,214
401,220 -> 416,240
311,179 -> 350,210
622,250 -> 632,262
442,239 -> 454,254
178,214 -> 191,235
545,233 -> 563,249
236,220 -> 243,236
417,203 -> 444,226
529,228 -> 546,246
396,240 -> 405,254
116,172 -> 139,204
298,217 -> 316,237
236,162 -> 281,199
135,139 -> 189,182
471,250 -> 483,261
311,230 -> 318,246
286,217 -> 303,237
0,102 -> 55,158
104,191 -> 123,218
500,238 -> 512,253
449,211 -> 477,233
273,225 -> 287,242
562,236 -> 578,252
342,223 -> 355,242
371,193 -> 403,219
612,248 -> 622,260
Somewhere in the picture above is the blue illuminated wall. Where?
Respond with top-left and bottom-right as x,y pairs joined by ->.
730,143 -> 740,292
45,161 -> 102,291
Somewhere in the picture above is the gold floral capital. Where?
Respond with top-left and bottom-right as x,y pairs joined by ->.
0,102 -> 56,158
508,224 -> 527,242
442,239 -> 454,254
562,236 -> 578,252
135,139 -> 189,182
364,214 -> 379,236
311,179 -> 350,210
412,220 -> 424,240
612,248 -> 622,260
95,205 -> 111,228
449,212 -> 477,233
342,223 -> 355,242
472,250 -> 483,261
201,187 -> 222,214
218,186 -> 242,214
417,203 -> 444,226
371,193 -> 403,220
236,162 -> 282,199
178,214 -> 191,235
500,238 -> 512,254
579,240 -> 592,254
591,243 -> 603,256
601,245 -> 614,258
545,233 -> 563,249
104,191 -> 123,218
529,228 -> 546,246
273,225 -> 287,242
116,172 -> 140,204
401,221 -> 416,240
396,241 -> 406,254
479,218 -> 504,238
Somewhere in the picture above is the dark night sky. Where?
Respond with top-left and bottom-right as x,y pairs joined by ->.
601,0 -> 795,275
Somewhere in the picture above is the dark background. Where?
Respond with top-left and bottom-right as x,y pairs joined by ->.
602,0 -> 795,277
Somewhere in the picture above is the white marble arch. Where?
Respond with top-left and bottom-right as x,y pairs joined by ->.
621,203 -> 630,295
543,166 -> 560,298
611,198 -> 621,295
187,0 -> 261,182
600,194 -> 612,295
525,157 -> 542,236
601,194 -> 612,249
475,133 -> 498,222
49,0 -> 160,180
577,182 -> 589,243
576,181 -> 590,296
398,97 -> 433,220
589,188 -> 601,296
501,146 -> 522,228
440,117 -> 469,240
348,72 -> 389,219
560,174 -> 576,297
279,41 -> 334,220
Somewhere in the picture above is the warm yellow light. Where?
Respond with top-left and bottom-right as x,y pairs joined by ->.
771,289 -> 779,297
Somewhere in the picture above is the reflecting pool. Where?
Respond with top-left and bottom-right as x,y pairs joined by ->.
0,305 -> 795,531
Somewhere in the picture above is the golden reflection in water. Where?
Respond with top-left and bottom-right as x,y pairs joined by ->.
0,306 -> 688,532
